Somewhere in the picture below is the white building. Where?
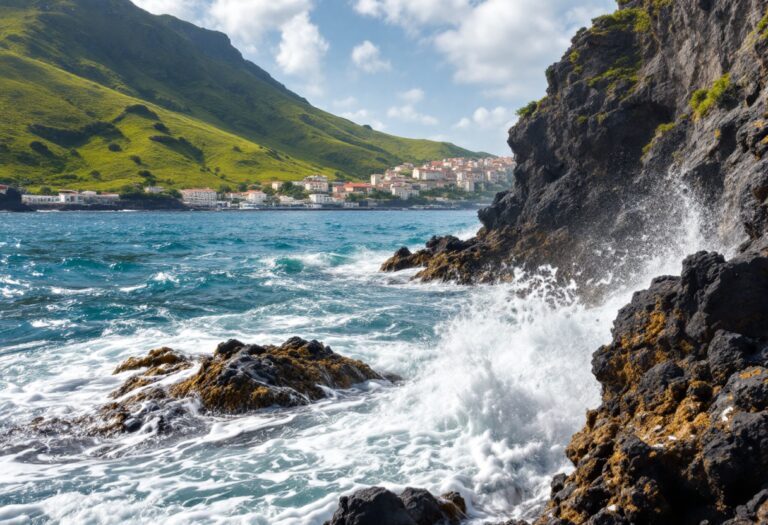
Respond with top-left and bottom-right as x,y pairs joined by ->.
391,184 -> 419,200
309,193 -> 333,204
413,168 -> 443,181
22,194 -> 59,205
80,191 -> 120,204
245,190 -> 267,204
302,175 -> 329,193
57,190 -> 85,204
180,188 -> 217,208
271,181 -> 284,191
145,186 -> 165,194
279,195 -> 301,206
0,185 -> 8,195
370,174 -> 384,186
459,180 -> 475,192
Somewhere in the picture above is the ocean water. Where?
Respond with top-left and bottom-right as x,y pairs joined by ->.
0,205 -> 716,524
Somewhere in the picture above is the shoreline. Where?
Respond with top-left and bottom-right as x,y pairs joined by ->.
4,204 -> 489,213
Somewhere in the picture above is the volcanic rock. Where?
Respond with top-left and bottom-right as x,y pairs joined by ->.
99,337 -> 385,434
383,0 -> 768,292
325,487 -> 467,525
534,251 -> 768,524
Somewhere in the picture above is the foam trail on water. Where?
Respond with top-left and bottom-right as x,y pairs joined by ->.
0,187 -> 725,524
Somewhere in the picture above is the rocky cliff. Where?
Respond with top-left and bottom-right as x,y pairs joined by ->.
383,0 -> 768,291
372,2 -> 768,524
535,250 -> 768,525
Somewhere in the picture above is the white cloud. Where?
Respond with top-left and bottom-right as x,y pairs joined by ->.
454,106 -> 514,129
351,41 -> 392,73
207,0 -> 312,49
355,0 -> 613,100
398,88 -> 424,104
387,104 -> 438,126
341,109 -> 387,131
276,12 -> 329,79
353,0 -> 472,29
341,109 -> 370,121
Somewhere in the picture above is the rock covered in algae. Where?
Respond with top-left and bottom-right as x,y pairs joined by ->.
530,251 -> 768,525
99,337 -> 385,434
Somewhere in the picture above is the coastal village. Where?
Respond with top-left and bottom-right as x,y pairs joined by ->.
10,156 -> 515,211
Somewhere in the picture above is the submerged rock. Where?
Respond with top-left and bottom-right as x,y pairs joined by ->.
381,236 -> 490,284
9,337 -> 387,438
533,251 -> 768,525
325,486 -> 466,525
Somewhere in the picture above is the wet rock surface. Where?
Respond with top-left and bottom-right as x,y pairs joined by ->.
4,338 -> 387,439
383,0 -> 768,291
324,486 -> 467,525
529,251 -> 768,525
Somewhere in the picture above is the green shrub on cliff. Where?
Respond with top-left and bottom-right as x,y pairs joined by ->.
516,101 -> 539,118
690,74 -> 736,118
642,121 -> 677,156
757,9 -> 768,40
593,8 -> 652,34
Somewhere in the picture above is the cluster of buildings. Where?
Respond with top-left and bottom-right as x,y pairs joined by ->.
12,156 -> 516,210
370,157 -> 515,196
21,190 -> 120,206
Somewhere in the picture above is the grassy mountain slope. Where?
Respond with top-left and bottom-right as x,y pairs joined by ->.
0,0 -> 477,191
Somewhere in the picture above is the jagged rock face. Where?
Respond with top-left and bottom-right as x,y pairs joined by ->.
168,337 -> 383,413
534,251 -> 768,525
384,0 -> 768,289
324,487 -> 467,525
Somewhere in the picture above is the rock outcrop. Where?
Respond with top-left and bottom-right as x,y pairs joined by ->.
0,187 -> 31,212
98,337 -> 385,434
324,486 -> 467,525
0,338 -> 386,439
383,0 -> 768,291
529,251 -> 768,525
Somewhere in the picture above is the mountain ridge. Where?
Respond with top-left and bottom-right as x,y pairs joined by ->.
0,0 -> 478,191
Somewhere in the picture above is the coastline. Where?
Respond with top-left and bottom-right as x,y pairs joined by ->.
5,204 -> 491,213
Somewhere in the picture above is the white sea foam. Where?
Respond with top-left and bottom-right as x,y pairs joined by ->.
0,179 -> 724,524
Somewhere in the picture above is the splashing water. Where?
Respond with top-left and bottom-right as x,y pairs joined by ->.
0,188 -> 723,524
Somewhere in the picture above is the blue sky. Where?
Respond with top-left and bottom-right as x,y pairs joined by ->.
131,0 -> 616,155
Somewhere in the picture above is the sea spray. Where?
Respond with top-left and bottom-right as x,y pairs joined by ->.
0,196 -> 724,523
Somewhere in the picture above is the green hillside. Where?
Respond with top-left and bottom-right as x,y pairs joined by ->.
0,0 -> 477,191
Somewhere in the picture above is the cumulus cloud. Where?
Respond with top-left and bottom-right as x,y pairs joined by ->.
353,0 -> 471,29
355,0 -> 613,99
398,88 -> 424,104
387,105 -> 438,126
454,106 -> 514,129
276,12 -> 329,79
351,41 -> 392,73
207,0 -> 312,48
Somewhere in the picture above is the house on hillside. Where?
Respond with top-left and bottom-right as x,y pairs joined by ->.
180,188 -> 217,208
342,183 -> 372,194
302,175 -> 329,193
245,190 -> 267,204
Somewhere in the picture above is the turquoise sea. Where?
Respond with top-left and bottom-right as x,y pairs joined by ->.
0,210 -> 683,524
